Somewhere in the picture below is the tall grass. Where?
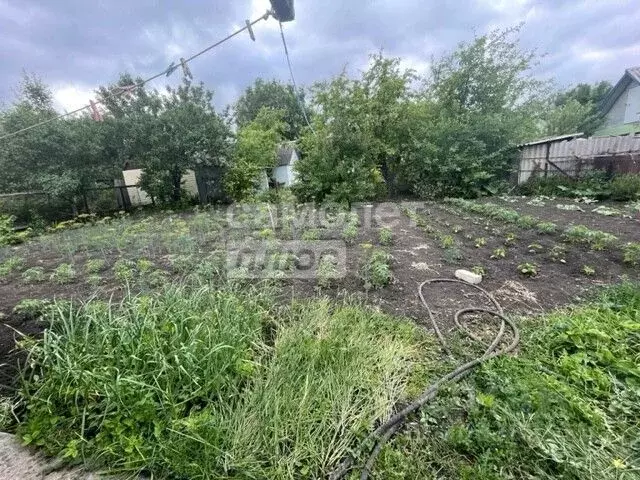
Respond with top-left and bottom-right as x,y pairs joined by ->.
17,285 -> 435,478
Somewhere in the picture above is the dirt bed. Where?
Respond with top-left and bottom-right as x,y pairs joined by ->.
1,200 -> 638,394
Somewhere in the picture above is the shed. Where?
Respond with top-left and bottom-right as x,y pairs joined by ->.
272,145 -> 299,187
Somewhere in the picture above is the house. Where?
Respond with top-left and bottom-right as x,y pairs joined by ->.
596,66 -> 640,136
272,144 -> 299,188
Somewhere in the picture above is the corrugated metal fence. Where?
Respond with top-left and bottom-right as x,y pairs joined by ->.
518,135 -> 640,184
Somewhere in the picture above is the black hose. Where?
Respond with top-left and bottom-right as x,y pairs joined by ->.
329,278 -> 520,480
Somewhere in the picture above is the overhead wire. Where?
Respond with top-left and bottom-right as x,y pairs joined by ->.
0,10 -> 273,142
278,21 -> 314,132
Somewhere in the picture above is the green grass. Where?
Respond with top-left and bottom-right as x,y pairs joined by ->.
374,282 -> 640,479
15,284 -> 435,479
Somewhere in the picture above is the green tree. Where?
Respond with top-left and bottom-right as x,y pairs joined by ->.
225,107 -> 285,201
97,77 -> 231,204
544,81 -> 612,136
234,79 -> 307,140
398,28 -> 545,198
294,54 -> 413,204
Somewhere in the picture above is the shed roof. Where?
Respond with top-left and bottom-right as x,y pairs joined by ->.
600,66 -> 640,114
276,145 -> 298,166
518,132 -> 584,148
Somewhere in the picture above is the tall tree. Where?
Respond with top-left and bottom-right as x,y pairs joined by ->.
294,54 -> 413,204
234,79 -> 307,140
544,81 -> 612,136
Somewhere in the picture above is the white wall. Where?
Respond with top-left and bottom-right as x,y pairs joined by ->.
605,81 -> 640,127
273,165 -> 296,186
122,169 -> 199,207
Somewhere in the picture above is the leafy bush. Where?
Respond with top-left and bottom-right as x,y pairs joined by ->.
21,267 -> 46,284
0,214 -> 31,246
50,263 -> 76,284
622,242 -> 640,266
17,286 -> 432,478
360,248 -> 393,290
563,225 -> 618,250
378,227 -> 394,246
0,256 -> 24,276
609,174 -> 640,201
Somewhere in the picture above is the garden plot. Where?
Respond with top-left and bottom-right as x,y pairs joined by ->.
2,200 -> 638,391
484,195 -> 640,243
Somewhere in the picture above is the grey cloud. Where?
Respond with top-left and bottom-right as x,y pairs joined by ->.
1,0 -> 639,112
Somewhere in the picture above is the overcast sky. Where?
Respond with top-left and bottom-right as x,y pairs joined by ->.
2,0 -> 639,113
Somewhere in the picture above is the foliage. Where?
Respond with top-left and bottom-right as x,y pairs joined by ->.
381,282 -> 640,479
225,107 -> 285,201
50,263 -> 76,284
234,78 -> 308,140
517,262 -> 538,276
0,256 -> 24,276
17,286 -> 432,478
85,258 -> 106,274
378,227 -> 394,246
610,174 -> 640,201
398,28 -> 544,198
490,247 -> 506,259
622,242 -> 640,266
360,247 -> 393,290
544,81 -> 611,136
317,254 -> 339,288
471,265 -> 486,276
582,265 -> 595,276
1,214 -> 31,245
294,54 -> 412,203
564,225 -> 618,250
21,267 -> 46,284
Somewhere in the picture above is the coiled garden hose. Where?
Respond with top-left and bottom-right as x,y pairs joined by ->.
329,279 -> 520,480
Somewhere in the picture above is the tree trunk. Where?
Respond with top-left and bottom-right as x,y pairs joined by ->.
171,168 -> 182,203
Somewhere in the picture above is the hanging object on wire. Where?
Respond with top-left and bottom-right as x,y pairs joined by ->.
89,100 -> 103,121
165,61 -> 178,77
245,20 -> 256,41
180,58 -> 193,80
269,0 -> 294,22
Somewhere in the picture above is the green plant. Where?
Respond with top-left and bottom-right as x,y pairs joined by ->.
84,258 -> 106,274
563,225 -> 618,250
440,235 -> 455,249
113,259 -> 135,283
0,256 -> 24,276
301,228 -> 320,241
527,243 -> 543,253
536,221 -> 557,234
342,223 -> 358,244
581,265 -> 595,276
360,249 -> 393,290
12,298 -> 51,318
452,225 -> 463,234
443,248 -> 463,264
471,265 -> 486,276
549,244 -> 567,263
474,237 -> 486,248
0,214 -> 31,245
517,262 -> 538,277
136,258 -> 154,273
490,247 -> 506,259
257,228 -> 275,240
622,242 -> 640,266
317,254 -> 339,288
378,227 -> 394,246
504,232 -> 517,246
87,274 -> 102,286
50,263 -> 76,284
17,285 -> 433,478
21,267 -> 46,284
609,174 -> 640,201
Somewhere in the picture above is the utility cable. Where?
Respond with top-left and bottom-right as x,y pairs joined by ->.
0,11 -> 273,141
278,21 -> 314,132
329,278 -> 520,480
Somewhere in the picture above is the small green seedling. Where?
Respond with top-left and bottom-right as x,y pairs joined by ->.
301,229 -> 320,241
342,224 -> 358,244
317,255 -> 339,288
622,242 -> 640,265
472,265 -> 486,276
582,265 -> 595,276
518,262 -> 538,277
85,258 -> 106,274
440,235 -> 455,249
536,222 -> 557,234
490,247 -> 506,259
504,232 -> 517,246
452,225 -> 463,234
474,237 -> 486,248
527,243 -> 543,253
549,245 -> 567,264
